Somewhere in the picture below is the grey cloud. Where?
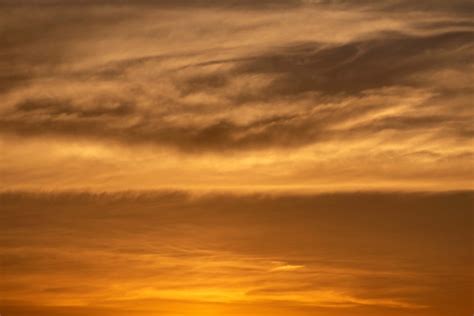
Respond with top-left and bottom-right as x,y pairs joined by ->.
346,114 -> 472,137
318,0 -> 474,15
2,0 -> 473,13
0,5 -> 135,94
86,30 -> 473,98
232,31 -> 473,97
0,0 -> 303,10
0,109 -> 317,151
15,97 -> 136,118
0,2 -> 472,153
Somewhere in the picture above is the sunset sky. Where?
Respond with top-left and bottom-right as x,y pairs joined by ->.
0,0 -> 473,315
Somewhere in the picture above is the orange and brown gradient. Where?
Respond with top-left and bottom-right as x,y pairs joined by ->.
0,1 -> 473,315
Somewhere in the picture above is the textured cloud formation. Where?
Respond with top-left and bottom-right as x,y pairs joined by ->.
1,191 -> 472,316
0,0 -> 472,191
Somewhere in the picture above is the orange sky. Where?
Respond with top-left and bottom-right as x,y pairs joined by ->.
0,1 -> 473,315
1,192 -> 473,316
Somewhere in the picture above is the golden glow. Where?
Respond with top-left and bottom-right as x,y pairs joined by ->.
0,1 -> 472,315
1,192 -> 472,316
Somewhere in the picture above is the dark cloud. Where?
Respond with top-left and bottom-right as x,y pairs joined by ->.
317,0 -> 474,15
15,97 -> 136,118
76,31 -> 473,99
234,31 -> 473,97
1,28 -> 472,152
0,0 -> 472,194
0,4 -> 135,94
0,111 -> 313,151
0,0 -> 303,10
2,0 -> 473,13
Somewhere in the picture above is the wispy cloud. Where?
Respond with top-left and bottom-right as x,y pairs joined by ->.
0,0 -> 472,190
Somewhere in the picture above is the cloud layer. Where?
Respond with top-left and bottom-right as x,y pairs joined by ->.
1,1 -> 473,191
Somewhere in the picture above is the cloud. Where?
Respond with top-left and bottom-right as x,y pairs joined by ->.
1,31 -> 472,152
270,264 -> 305,272
235,31 -> 473,95
0,0 -> 472,190
0,4 -> 472,316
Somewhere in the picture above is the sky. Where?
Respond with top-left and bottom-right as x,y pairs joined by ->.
0,1 -> 473,315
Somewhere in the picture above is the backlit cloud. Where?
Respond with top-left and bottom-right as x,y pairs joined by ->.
0,0 -> 472,190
